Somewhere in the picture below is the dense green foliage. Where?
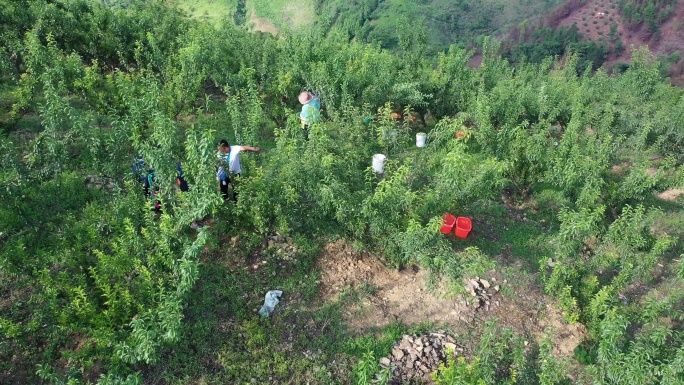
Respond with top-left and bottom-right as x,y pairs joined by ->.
618,0 -> 676,33
1,0 -> 683,384
502,24 -> 610,71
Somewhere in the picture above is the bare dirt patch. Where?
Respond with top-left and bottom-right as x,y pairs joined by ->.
610,161 -> 630,175
317,241 -> 586,358
317,241 -> 469,329
535,305 -> 587,357
657,188 -> 684,202
249,10 -> 279,35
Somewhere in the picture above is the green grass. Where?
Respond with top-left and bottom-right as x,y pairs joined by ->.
249,0 -> 315,30
454,199 -> 557,274
146,232 -> 354,383
174,0 -> 236,23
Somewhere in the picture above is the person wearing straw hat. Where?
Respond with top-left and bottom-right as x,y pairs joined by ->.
298,91 -> 321,140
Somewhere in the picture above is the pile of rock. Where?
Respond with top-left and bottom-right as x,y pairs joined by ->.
84,175 -> 116,191
266,233 -> 297,260
464,276 -> 500,311
380,333 -> 463,383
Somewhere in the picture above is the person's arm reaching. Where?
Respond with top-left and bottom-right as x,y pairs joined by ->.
240,145 -> 260,152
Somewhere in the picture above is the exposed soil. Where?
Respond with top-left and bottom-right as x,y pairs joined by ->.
657,188 -> 684,202
249,10 -> 279,35
317,241 -> 468,329
554,0 -> 684,80
535,305 -> 587,357
557,0 -> 635,60
317,241 -> 586,359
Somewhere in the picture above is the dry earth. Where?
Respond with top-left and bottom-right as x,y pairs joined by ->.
556,0 -> 684,65
318,241 -> 468,328
317,240 -> 586,359
657,188 -> 684,202
249,10 -> 279,35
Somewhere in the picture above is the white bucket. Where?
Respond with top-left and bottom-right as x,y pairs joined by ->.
416,132 -> 427,147
372,154 -> 386,174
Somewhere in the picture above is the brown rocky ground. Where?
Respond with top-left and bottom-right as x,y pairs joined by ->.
316,240 -> 586,382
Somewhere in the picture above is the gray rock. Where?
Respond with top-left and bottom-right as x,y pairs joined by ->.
480,279 -> 490,289
494,285 -> 500,292
379,357 -> 391,367
392,347 -> 404,360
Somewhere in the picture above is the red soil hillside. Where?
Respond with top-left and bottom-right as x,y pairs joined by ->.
550,0 -> 684,82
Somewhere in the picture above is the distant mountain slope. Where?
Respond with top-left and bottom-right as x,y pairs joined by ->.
161,0 -> 566,52
317,0 -> 566,53
553,0 -> 684,57
531,0 -> 684,83
107,0 -> 684,83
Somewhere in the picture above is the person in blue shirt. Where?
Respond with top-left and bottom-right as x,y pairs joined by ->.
132,156 -> 150,195
298,91 -> 321,140
216,139 -> 260,201
176,162 -> 189,192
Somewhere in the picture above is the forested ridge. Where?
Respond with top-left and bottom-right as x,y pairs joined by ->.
1,0 -> 684,384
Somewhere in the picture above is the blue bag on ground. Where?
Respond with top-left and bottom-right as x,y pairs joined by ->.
258,290 -> 283,317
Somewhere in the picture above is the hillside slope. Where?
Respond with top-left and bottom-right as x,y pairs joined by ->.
317,0 -> 566,52
549,0 -> 684,81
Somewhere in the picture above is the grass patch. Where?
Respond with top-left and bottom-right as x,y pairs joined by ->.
249,0 -> 315,29
175,0 -> 236,23
458,200 -> 555,273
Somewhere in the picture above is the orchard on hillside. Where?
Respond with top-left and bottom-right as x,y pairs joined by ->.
0,1 -> 683,384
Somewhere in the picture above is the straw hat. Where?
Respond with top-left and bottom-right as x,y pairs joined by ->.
298,91 -> 313,105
